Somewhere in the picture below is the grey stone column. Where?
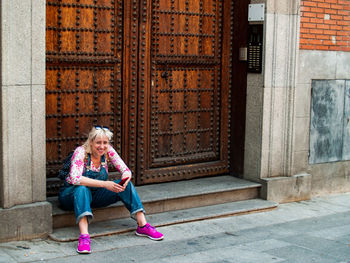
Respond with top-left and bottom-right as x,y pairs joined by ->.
0,0 -> 52,242
244,0 -> 311,203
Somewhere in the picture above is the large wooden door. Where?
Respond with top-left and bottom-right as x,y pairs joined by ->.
45,0 -> 124,195
46,0 -> 233,193
136,0 -> 232,184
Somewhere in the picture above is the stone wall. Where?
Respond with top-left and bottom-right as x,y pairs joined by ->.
244,0 -> 314,203
244,0 -> 350,202
0,0 -> 52,242
296,50 -> 350,196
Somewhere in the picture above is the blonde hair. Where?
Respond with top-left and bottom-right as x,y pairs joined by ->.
83,126 -> 113,154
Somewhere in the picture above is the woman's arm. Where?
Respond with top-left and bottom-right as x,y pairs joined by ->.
79,175 -> 125,193
65,146 -> 86,185
107,145 -> 132,179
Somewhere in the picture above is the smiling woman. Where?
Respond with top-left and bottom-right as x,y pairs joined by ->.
58,126 -> 164,254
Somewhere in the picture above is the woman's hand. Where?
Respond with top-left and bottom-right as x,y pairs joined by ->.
103,180 -> 125,193
120,176 -> 131,188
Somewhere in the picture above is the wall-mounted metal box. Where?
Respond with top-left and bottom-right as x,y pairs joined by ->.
248,4 -> 265,22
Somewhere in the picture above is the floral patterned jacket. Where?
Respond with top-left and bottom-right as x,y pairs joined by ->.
66,145 -> 131,185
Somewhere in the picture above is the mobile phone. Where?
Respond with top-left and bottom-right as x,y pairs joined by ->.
118,177 -> 130,185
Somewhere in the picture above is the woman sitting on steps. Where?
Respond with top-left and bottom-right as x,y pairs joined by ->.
58,125 -> 164,254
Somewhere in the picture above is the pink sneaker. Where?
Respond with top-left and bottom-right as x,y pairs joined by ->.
136,223 -> 164,241
77,234 -> 91,254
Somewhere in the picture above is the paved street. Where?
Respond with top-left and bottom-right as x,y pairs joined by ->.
1,193 -> 350,262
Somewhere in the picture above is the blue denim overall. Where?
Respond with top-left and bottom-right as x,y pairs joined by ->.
58,154 -> 145,224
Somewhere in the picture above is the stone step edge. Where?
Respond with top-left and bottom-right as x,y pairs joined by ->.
49,199 -> 278,242
49,176 -> 261,216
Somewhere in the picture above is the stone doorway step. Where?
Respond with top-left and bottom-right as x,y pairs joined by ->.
48,176 -> 278,242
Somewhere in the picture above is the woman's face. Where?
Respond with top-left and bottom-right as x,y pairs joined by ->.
91,135 -> 109,157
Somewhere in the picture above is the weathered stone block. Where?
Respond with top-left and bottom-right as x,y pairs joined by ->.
336,52 -> 350,79
260,173 -> 312,203
298,50 -> 337,84
0,201 -> 52,242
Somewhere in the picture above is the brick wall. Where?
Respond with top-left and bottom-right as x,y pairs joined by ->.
300,0 -> 350,51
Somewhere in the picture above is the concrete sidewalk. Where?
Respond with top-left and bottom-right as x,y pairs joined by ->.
1,193 -> 350,262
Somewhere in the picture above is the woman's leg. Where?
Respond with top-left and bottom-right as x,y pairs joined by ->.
90,181 -> 163,240
59,185 -> 93,253
115,181 -> 145,218
91,181 -> 145,218
74,187 -> 93,254
73,186 -> 94,225
136,211 -> 147,227
59,185 -> 94,226
116,182 -> 163,240
79,216 -> 89,234
77,217 -> 91,254
135,210 -> 164,240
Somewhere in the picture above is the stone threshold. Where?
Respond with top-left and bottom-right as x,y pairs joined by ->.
49,198 -> 278,242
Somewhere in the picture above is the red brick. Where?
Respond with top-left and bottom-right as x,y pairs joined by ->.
331,14 -> 343,20
336,41 -> 348,45
311,7 -> 325,12
301,6 -> 311,12
310,28 -> 324,34
318,3 -> 331,8
310,17 -> 325,23
324,19 -> 337,24
317,34 -> 331,39
317,23 -> 330,29
301,17 -> 311,23
304,34 -> 318,38
303,12 -> 317,17
338,0 -> 350,4
323,29 -> 337,34
329,46 -> 342,50
331,4 -> 344,9
323,40 -> 336,45
337,30 -> 349,35
300,44 -> 315,50
303,1 -> 318,6
300,27 -> 310,33
324,0 -> 338,3
304,22 -> 318,28
309,39 -> 323,44
330,25 -> 343,30
324,8 -> 338,14
337,20 -> 348,25
341,46 -> 350,51
337,10 -> 350,16
302,33 -> 317,38
315,45 -> 329,50
336,35 -> 344,40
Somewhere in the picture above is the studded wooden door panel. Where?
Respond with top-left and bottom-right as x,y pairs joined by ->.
46,0 -> 124,195
137,0 -> 232,184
